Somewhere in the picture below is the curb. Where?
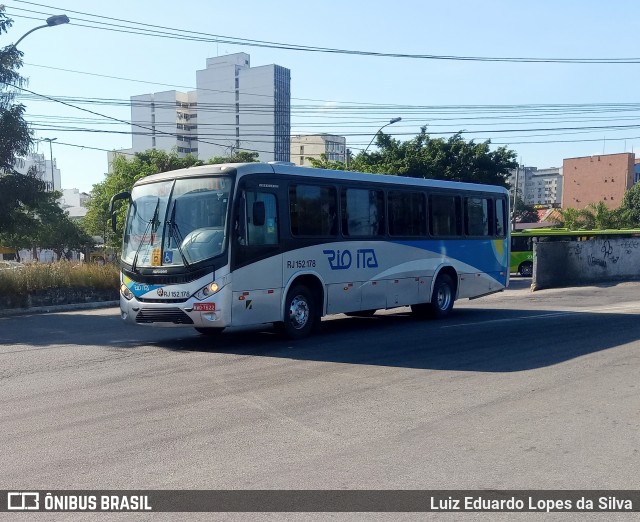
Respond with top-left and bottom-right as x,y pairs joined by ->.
0,301 -> 119,317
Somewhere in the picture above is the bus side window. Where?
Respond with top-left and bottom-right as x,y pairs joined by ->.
495,198 -> 506,237
342,188 -> 384,237
290,184 -> 337,237
429,194 -> 461,237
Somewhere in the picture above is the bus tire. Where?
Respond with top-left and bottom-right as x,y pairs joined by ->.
195,327 -> 225,335
345,309 -> 376,317
280,285 -> 318,340
519,261 -> 533,277
428,274 -> 455,319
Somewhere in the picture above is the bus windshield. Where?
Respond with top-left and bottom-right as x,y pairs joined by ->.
122,176 -> 232,268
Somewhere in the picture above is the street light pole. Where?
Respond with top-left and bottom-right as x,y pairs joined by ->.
13,14 -> 70,48
363,117 -> 402,154
43,138 -> 57,191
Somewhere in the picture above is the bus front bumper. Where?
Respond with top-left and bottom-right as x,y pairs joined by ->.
120,290 -> 231,328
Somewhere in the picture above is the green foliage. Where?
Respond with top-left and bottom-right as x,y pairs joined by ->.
207,150 -> 259,164
0,261 -> 119,297
356,128 -> 517,186
578,202 -> 618,230
84,150 -> 202,247
0,174 -> 89,259
552,202 -> 632,230
618,182 -> 640,226
512,195 -> 539,224
0,171 -> 47,233
308,127 -> 517,187
0,6 -> 32,172
552,207 -> 583,230
308,154 -> 348,170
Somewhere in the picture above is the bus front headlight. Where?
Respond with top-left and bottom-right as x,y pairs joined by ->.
120,283 -> 134,300
194,282 -> 220,300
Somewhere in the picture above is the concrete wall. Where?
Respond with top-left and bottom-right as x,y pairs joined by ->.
532,238 -> 640,289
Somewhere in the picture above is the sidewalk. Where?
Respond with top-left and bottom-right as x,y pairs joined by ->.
0,300 -> 119,317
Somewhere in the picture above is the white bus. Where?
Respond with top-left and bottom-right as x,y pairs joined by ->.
110,162 -> 510,339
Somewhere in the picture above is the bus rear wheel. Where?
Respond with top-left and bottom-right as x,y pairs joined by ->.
430,274 -> 455,318
278,285 -> 319,340
518,261 -> 533,277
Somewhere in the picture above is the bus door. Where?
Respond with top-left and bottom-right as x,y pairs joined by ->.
231,180 -> 283,326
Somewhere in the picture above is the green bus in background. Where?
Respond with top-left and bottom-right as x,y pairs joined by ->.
510,228 -> 640,277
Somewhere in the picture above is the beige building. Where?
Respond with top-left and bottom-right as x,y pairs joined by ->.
290,134 -> 346,166
562,153 -> 634,209
508,166 -> 563,207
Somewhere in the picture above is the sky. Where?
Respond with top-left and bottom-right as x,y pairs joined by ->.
5,0 -> 640,193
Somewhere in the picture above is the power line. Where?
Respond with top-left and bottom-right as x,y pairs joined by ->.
9,84 -> 277,154
10,1 -> 640,64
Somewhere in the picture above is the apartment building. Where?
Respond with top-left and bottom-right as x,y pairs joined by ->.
126,53 -> 291,163
562,153 -> 634,209
13,152 -> 61,192
290,134 -> 347,166
507,166 -> 563,207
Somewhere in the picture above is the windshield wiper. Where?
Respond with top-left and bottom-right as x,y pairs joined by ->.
131,198 -> 160,272
166,201 -> 191,267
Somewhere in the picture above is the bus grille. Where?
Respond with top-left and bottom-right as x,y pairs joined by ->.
137,297 -> 188,304
135,308 -> 194,325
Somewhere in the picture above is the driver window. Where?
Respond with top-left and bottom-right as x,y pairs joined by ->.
244,192 -> 278,246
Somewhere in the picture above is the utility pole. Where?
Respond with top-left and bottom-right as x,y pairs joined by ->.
512,163 -> 520,231
43,138 -> 57,191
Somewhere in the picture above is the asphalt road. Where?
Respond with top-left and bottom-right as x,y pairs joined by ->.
1,279 -> 639,495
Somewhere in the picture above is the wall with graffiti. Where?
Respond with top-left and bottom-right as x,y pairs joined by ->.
532,238 -> 640,289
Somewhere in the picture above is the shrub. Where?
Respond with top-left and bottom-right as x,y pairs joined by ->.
0,261 -> 119,297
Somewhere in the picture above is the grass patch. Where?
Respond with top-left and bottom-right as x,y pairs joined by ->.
0,262 -> 119,296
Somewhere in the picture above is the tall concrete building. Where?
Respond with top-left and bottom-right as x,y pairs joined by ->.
14,152 -> 61,192
127,53 -> 290,163
507,165 -> 563,207
562,153 -> 634,209
290,134 -> 347,166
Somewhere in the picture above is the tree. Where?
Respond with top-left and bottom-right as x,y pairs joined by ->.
551,203 -> 629,230
552,207 -> 583,230
352,127 -> 517,187
35,193 -> 94,260
83,150 -> 202,247
579,202 -> 618,230
0,6 -> 32,173
512,195 -> 539,224
207,150 -> 259,164
0,6 -> 40,238
309,128 -> 517,187
0,185 -> 92,260
307,153 -> 348,170
618,182 -> 640,227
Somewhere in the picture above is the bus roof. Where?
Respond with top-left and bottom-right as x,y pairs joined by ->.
133,162 -> 509,195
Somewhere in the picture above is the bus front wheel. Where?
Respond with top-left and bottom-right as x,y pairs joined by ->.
518,261 -> 533,277
278,285 -> 319,340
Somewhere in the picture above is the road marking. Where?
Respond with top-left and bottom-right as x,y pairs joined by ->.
444,303 -> 640,328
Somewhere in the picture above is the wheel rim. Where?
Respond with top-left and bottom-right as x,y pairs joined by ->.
437,285 -> 452,311
288,295 -> 310,330
521,263 -> 533,276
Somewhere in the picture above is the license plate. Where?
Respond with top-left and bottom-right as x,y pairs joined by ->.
193,303 -> 215,312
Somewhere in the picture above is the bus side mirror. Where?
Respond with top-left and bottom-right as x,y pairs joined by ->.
109,191 -> 131,232
253,201 -> 265,227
